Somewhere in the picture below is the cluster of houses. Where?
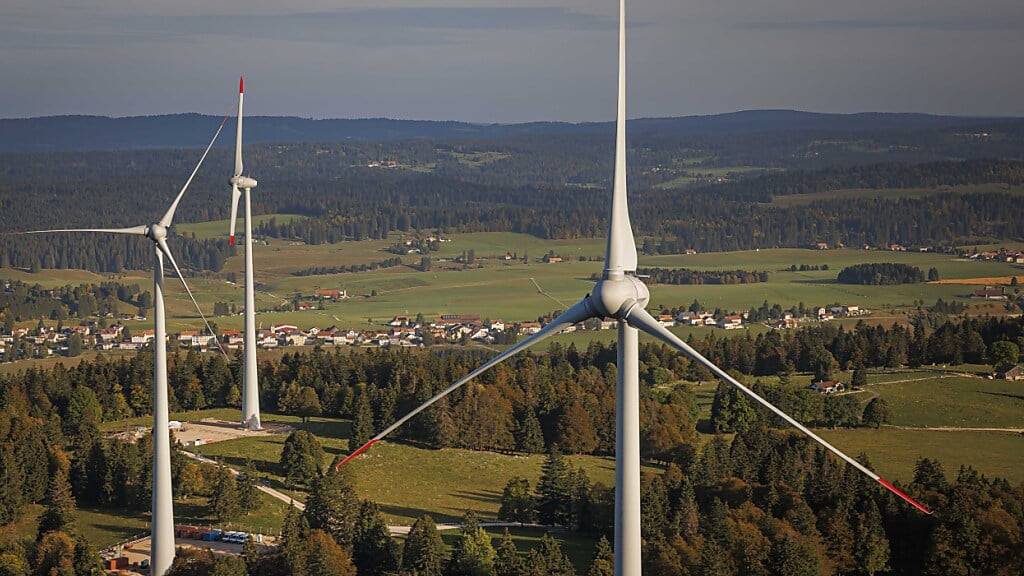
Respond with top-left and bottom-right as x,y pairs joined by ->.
967,249 -> 1024,263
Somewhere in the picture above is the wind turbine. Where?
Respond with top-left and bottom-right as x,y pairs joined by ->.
25,120 -> 228,576
337,1 -> 931,574
227,76 -> 262,431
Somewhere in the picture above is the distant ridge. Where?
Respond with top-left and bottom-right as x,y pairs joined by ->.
0,109 -> 1004,152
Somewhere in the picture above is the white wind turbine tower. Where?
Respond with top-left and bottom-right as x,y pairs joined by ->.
337,1 -> 932,574
227,76 -> 262,430
25,121 -> 228,576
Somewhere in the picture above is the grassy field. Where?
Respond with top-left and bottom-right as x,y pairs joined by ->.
4,232 -> 1022,335
818,428 -> 1024,484
860,374 -> 1024,428
7,491 -> 291,549
191,410 -> 653,524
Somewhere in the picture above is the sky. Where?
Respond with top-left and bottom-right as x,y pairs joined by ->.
2,0 -> 1024,123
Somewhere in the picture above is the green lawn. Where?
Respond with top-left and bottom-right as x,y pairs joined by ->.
817,428 -> 1024,484
197,419 -> 653,525
859,374 -> 1024,428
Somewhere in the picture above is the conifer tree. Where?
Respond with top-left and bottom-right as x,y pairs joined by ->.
304,468 -> 359,547
236,460 -> 260,514
535,446 -> 573,526
515,411 -> 545,453
767,537 -> 819,576
280,430 -> 325,487
305,529 -> 357,576
526,534 -> 575,576
350,391 -> 376,448
854,500 -> 891,576
402,515 -> 446,576
447,512 -> 496,576
494,530 -> 525,576
210,463 -> 239,522
38,447 -> 76,538
353,500 -> 401,576
586,537 -> 614,576
498,477 -> 535,524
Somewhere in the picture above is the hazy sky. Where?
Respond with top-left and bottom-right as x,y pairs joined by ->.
3,0 -> 1023,122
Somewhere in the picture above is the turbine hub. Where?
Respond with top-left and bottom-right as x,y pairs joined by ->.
589,274 -> 649,320
231,175 -> 258,189
146,223 -> 168,242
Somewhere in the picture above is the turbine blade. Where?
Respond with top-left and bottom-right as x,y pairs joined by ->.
624,306 -> 932,515
229,185 -> 241,246
336,298 -> 597,469
604,0 -> 637,274
160,115 -> 229,228
156,238 -> 230,360
23,226 -> 148,236
235,76 -> 244,177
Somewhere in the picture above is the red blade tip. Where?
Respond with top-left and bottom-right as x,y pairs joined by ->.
228,235 -> 235,246
878,477 -> 932,515
336,439 -> 379,470
239,76 -> 244,93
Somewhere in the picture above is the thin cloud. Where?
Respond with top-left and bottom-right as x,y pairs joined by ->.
741,18 -> 1024,32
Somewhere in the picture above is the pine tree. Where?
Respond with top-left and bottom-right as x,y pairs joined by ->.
494,530 -> 525,576
402,515 -> 446,576
281,505 -> 310,576
535,446 -> 573,526
210,463 -> 239,522
767,537 -> 819,576
236,460 -> 260,514
350,391 -> 375,448
280,430 -> 325,487
304,468 -> 359,547
854,501 -> 891,576
525,534 -> 575,576
447,512 -> 496,576
305,530 -> 357,576
352,500 -> 401,576
38,447 -> 77,538
586,537 -> 614,576
499,477 -> 535,524
515,411 -> 546,453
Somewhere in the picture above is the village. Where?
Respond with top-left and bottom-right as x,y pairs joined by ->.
0,301 -> 873,361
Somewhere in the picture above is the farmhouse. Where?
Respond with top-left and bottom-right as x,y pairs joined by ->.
809,380 -> 845,394
998,365 -> 1024,381
972,287 -> 1007,300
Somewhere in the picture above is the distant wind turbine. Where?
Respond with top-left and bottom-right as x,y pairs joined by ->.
24,119 -> 228,576
337,2 -> 931,575
227,76 -> 262,430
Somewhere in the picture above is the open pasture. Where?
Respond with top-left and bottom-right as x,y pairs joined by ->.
6,233 -> 1022,334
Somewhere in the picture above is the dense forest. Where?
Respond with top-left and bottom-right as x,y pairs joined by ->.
0,279 -> 151,323
4,114 -> 1024,272
836,264 -> 926,286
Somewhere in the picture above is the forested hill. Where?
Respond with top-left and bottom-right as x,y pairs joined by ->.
0,110 -> 1005,152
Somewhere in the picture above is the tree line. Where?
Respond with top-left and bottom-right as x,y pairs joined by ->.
836,263 -> 925,285
636,268 -> 769,285
292,257 -> 404,277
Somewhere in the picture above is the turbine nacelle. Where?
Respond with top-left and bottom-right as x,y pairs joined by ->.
145,223 -> 169,243
589,274 -> 649,319
231,175 -> 258,189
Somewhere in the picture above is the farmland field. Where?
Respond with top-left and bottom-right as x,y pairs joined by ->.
4,232 -> 1022,335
